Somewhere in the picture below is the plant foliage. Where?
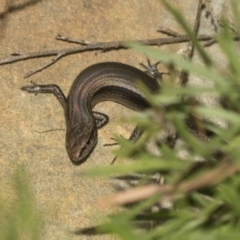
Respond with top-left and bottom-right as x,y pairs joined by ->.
0,167 -> 42,240
85,0 -> 240,239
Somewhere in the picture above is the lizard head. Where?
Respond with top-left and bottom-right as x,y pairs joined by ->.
65,123 -> 98,163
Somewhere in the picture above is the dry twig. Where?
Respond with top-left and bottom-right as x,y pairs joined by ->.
0,33 -> 214,78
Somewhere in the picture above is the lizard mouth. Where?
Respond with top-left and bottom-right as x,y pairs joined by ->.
67,128 -> 98,163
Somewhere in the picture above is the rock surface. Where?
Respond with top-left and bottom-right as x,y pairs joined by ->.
0,0 -> 229,239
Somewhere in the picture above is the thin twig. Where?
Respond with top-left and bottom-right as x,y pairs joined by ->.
157,27 -> 183,37
0,34 -> 214,78
35,128 -> 65,133
24,53 -> 64,78
177,0 -> 207,138
55,34 -> 94,45
203,38 -> 216,47
178,0 -> 203,85
0,0 -> 41,19
193,0 -> 203,34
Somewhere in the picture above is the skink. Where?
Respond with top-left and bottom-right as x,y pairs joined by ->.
21,62 -> 160,164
